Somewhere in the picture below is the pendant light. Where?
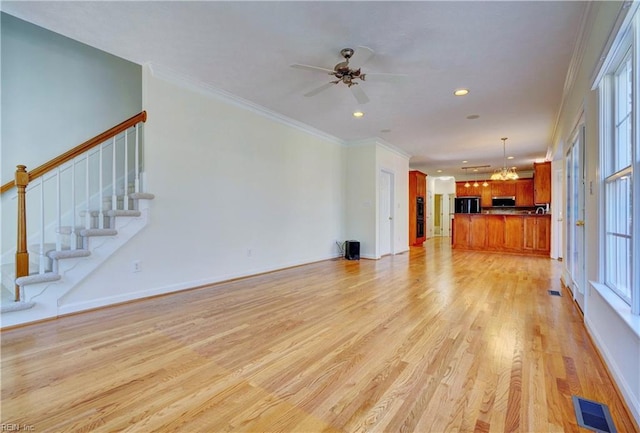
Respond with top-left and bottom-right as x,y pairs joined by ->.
490,137 -> 519,181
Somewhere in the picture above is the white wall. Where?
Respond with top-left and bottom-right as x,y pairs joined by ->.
1,13 -> 141,257
0,13 -> 141,185
376,143 -> 410,256
552,1 -> 640,424
345,139 -> 410,259
346,144 -> 376,258
60,65 -> 347,306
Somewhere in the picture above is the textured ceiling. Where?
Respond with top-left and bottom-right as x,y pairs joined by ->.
1,1 -> 588,178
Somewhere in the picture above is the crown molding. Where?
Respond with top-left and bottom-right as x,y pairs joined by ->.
550,1 -> 596,159
346,137 -> 412,160
145,62 -> 344,146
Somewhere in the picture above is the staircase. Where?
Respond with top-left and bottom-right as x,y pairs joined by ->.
0,112 -> 152,326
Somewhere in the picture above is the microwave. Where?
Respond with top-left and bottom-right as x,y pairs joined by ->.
492,196 -> 516,207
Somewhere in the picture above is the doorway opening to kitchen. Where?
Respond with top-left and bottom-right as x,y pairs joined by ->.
434,194 -> 443,236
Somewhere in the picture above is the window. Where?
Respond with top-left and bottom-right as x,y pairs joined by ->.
604,51 -> 633,303
597,10 -> 639,315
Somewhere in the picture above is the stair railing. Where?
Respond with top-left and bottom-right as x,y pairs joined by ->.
1,111 -> 147,302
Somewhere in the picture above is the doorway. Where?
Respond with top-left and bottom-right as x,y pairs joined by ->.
434,194 -> 443,236
566,122 -> 586,312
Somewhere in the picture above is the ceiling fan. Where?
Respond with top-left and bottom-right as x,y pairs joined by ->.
290,46 -> 407,104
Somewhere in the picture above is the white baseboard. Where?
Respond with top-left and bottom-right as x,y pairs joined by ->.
585,316 -> 640,426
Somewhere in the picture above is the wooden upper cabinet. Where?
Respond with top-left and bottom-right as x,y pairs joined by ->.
456,182 -> 473,197
481,184 -> 492,208
491,181 -> 516,197
534,161 -> 551,204
515,179 -> 534,207
455,182 -> 485,198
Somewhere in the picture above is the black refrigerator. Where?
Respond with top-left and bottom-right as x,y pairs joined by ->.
454,196 -> 481,213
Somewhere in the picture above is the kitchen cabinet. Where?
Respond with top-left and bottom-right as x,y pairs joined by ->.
469,215 -> 486,248
452,215 -> 470,248
504,216 -> 524,250
455,181 -> 490,206
452,214 -> 550,256
485,215 -> 506,249
409,171 -> 427,246
523,215 -> 550,253
457,179 -> 535,208
481,184 -> 493,208
534,161 -> 551,204
456,182 -> 480,197
515,179 -> 534,206
491,181 -> 516,197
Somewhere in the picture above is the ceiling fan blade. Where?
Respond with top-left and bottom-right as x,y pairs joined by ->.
364,73 -> 408,83
304,82 -> 336,97
290,64 -> 335,74
351,46 -> 375,69
351,85 -> 370,104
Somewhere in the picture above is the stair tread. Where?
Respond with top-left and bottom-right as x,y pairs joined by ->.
16,272 -> 61,286
105,210 -> 141,217
79,228 -> 118,237
47,249 -> 91,260
129,192 -> 155,200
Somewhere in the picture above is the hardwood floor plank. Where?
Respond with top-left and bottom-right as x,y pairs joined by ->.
2,238 -> 638,432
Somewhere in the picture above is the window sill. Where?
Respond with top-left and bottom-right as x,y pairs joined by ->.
590,281 -> 640,339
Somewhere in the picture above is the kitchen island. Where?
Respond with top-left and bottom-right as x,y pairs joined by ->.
452,213 -> 551,256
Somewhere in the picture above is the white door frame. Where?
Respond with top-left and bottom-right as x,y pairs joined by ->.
565,121 -> 586,312
378,169 -> 395,257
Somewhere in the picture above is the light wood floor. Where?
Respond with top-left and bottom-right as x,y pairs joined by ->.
1,238 -> 638,432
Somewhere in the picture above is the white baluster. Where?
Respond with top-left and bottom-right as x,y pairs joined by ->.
99,143 -> 104,229
85,153 -> 91,230
134,123 -> 140,194
38,177 -> 45,274
112,136 -> 117,211
56,167 -> 62,252
124,130 -> 129,210
71,159 -> 77,250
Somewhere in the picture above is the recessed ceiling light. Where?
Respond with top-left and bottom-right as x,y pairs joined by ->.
462,160 -> 468,164
473,169 -> 478,172
507,156 -> 515,160
353,111 -> 364,118
466,114 -> 480,120
437,169 -> 443,173
454,89 -> 469,96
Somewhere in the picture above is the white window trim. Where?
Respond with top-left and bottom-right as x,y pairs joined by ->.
595,7 -> 640,316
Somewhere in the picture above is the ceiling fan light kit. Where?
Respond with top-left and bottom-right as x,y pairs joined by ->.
291,46 -> 406,105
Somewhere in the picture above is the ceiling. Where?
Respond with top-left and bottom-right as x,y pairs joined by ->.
1,1 -> 588,179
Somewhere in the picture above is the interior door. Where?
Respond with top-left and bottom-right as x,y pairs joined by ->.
379,170 -> 393,256
566,124 -> 586,311
434,194 -> 442,236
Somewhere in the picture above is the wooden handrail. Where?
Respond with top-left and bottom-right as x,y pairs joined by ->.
5,111 -> 147,302
0,111 -> 147,195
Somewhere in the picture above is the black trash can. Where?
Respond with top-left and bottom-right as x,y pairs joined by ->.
344,240 -> 360,260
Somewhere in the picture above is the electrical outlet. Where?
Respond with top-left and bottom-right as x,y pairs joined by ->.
132,260 -> 141,273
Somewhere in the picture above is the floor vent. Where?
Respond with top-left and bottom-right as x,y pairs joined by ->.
572,395 -> 617,433
548,290 -> 562,297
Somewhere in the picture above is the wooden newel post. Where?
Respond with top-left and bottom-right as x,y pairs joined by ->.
15,165 -> 29,302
